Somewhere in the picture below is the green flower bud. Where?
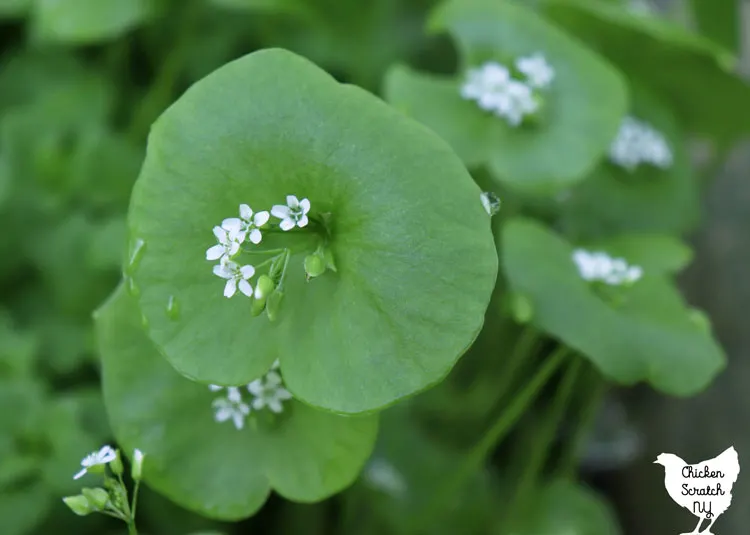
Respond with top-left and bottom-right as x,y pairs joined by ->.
689,308 -> 711,332
251,296 -> 266,317
63,495 -> 93,516
82,487 -> 110,510
324,247 -> 337,272
109,450 -> 124,476
255,275 -> 275,300
304,253 -> 326,280
509,293 -> 534,324
266,290 -> 284,322
131,449 -> 145,481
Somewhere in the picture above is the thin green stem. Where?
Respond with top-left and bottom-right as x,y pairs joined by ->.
276,250 -> 292,291
556,364 -> 606,480
491,325 -> 540,407
130,479 -> 141,526
115,472 -> 131,518
504,352 -> 580,530
100,509 -> 129,522
408,345 -> 568,534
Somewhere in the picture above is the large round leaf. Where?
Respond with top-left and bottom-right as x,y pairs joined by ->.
127,48 -> 497,414
384,0 -> 627,192
558,83 -> 700,238
541,0 -> 750,145
96,285 -> 378,520
501,218 -> 725,396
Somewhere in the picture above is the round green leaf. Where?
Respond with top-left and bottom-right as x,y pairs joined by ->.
384,0 -> 627,192
516,480 -> 622,535
541,0 -> 750,145
127,48 -> 497,414
96,285 -> 379,520
557,82 -> 700,238
501,218 -> 725,396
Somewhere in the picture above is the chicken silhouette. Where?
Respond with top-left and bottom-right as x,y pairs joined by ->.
653,446 -> 739,534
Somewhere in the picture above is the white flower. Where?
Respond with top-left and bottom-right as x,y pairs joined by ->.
73,445 -> 117,480
609,116 -> 673,171
516,53 -> 555,89
247,370 -> 292,413
460,61 -> 539,127
364,458 -> 408,497
271,195 -> 311,231
221,204 -> 270,245
206,226 -> 242,263
213,261 -> 255,298
572,249 -> 643,286
211,386 -> 250,430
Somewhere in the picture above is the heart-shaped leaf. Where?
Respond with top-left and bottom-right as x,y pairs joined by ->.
127,48 -> 497,414
541,0 -> 750,145
501,218 -> 725,396
384,0 -> 627,192
96,285 -> 379,520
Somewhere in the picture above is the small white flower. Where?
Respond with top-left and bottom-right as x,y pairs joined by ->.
572,249 -> 643,286
460,61 -> 539,127
206,226 -> 242,263
247,371 -> 293,413
221,204 -> 270,245
516,53 -> 555,89
271,195 -> 311,231
364,458 -> 408,497
213,261 -> 255,298
211,387 -> 250,430
609,116 -> 673,171
73,445 -> 117,480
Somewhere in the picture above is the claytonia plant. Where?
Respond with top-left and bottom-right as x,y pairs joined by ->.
222,203 -> 270,245
608,115 -> 673,171
209,360 -> 293,430
572,249 -> 643,286
63,446 -> 147,535
460,53 -> 555,127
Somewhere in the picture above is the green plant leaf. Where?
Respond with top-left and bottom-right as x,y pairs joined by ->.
0,0 -> 29,19
31,0 -> 153,45
96,285 -> 379,520
515,480 -> 621,535
579,234 -> 693,275
501,218 -> 725,396
127,48 -> 497,414
541,0 -> 750,145
384,0 -> 627,193
558,82 -> 700,238
690,0 -> 739,54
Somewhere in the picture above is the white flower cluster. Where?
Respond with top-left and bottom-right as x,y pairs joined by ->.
460,53 -> 555,126
72,445 -> 145,480
209,360 -> 293,430
572,249 -> 643,286
205,196 -> 311,298
608,116 -> 673,171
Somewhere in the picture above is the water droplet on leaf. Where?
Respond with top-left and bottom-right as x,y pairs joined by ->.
126,238 -> 146,275
126,277 -> 140,298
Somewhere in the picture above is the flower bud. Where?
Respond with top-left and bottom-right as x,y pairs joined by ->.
63,495 -> 94,516
266,290 -> 284,322
304,253 -> 326,280
132,448 -> 145,480
508,292 -> 533,324
82,487 -> 110,510
109,450 -> 124,476
255,275 -> 275,300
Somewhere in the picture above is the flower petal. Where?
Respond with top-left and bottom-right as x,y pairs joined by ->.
233,412 -> 245,430
224,279 -> 237,298
222,218 -> 242,233
279,218 -> 295,231
228,241 -> 240,256
254,211 -> 270,226
248,229 -> 262,245
212,226 -> 225,241
276,387 -> 293,400
271,205 -> 290,219
239,279 -> 253,297
252,398 -> 265,410
239,204 -> 253,220
240,265 -> 255,279
213,264 -> 232,279
227,387 -> 242,402
73,468 -> 87,480
299,198 -> 311,214
208,384 -> 223,392
214,407 -> 232,422
265,371 -> 281,387
247,379 -> 264,396
206,245 -> 225,261
286,195 -> 299,208
297,215 -> 309,228
268,399 -> 283,413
